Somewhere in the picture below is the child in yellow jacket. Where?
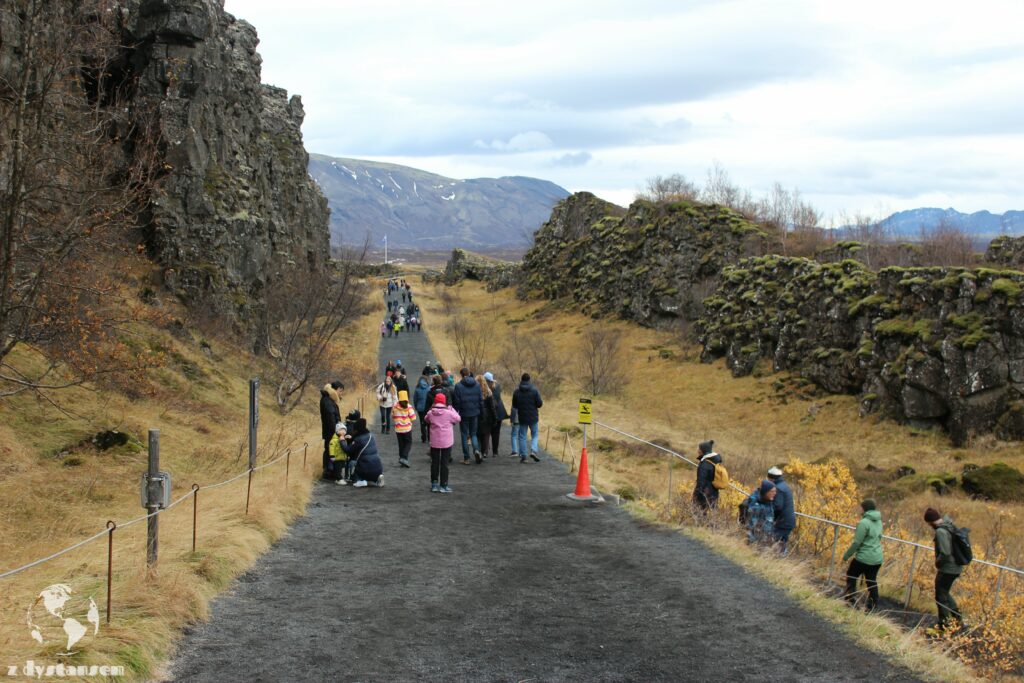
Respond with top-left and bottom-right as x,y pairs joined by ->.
328,422 -> 350,484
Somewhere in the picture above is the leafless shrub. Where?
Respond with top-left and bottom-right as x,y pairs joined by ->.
575,326 -> 627,396
447,316 -> 489,374
918,218 -> 979,267
496,325 -> 561,391
264,246 -> 372,412
639,173 -> 700,202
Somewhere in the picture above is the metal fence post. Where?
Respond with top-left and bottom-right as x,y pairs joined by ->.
105,521 -> 116,624
285,449 -> 291,489
545,426 -> 551,451
827,525 -> 840,584
146,430 -> 160,570
245,467 -> 254,514
903,546 -> 921,608
303,442 -> 308,470
191,484 -> 200,553
667,459 -> 673,513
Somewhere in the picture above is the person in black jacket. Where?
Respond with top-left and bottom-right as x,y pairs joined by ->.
481,372 -> 508,457
452,368 -> 484,464
319,381 -> 343,478
511,373 -> 543,462
393,366 -> 410,395
340,418 -> 384,487
692,440 -> 721,511
768,466 -> 796,553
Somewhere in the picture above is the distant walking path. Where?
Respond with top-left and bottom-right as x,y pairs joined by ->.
163,293 -> 918,682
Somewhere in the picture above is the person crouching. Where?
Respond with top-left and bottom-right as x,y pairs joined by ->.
341,417 -> 384,488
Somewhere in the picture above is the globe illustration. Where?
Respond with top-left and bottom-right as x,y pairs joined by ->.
26,584 -> 100,653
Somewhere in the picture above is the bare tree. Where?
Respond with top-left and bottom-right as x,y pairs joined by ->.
576,326 -> 626,396
496,324 -> 560,391
638,173 -> 700,202
447,317 -> 489,374
0,0 -> 160,397
919,217 -> 977,267
265,247 -> 372,412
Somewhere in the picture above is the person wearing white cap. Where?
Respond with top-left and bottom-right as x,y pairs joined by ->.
479,372 -> 509,457
767,466 -> 796,553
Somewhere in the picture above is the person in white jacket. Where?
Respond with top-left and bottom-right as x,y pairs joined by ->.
376,376 -> 398,434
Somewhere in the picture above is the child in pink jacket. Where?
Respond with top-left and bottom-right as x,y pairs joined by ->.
423,393 -> 460,493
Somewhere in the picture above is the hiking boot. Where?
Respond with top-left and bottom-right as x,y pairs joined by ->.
511,452 -> 519,458
375,476 -> 384,488
399,459 -> 410,468
431,481 -> 440,493
520,456 -> 527,463
474,450 -> 483,464
353,480 -> 368,488
530,452 -> 541,462
461,459 -> 471,465
439,486 -> 453,494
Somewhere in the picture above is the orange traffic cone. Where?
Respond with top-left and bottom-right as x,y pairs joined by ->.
566,446 -> 603,502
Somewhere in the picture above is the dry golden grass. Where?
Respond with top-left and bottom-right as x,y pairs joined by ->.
0,275 -> 379,679
417,277 -> 1024,681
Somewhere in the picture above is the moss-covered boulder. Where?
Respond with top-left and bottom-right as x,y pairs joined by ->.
985,235 -> 1024,271
961,462 -> 1024,501
442,248 -> 521,290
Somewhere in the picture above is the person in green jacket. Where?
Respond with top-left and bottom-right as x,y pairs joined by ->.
841,499 -> 883,610
925,507 -> 963,631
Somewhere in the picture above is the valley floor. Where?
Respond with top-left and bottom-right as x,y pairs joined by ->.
162,297 -> 918,682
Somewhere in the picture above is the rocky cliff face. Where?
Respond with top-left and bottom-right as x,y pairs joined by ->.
698,258 -> 1024,444
986,236 -> 1024,270
439,249 -> 520,290
518,193 -> 773,326
126,0 -> 329,329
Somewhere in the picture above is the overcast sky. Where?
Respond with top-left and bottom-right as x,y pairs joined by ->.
223,0 -> 1024,221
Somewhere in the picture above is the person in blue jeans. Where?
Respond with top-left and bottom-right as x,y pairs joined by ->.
511,373 -> 543,462
452,367 -> 483,464
509,406 -> 521,457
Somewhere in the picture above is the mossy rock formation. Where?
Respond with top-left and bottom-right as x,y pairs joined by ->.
441,249 -> 521,290
961,462 -> 1024,502
518,192 -> 775,326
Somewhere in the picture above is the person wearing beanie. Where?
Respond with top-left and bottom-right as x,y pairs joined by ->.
424,391 -> 461,493
392,390 -> 417,468
692,440 -> 722,513
925,507 -> 964,632
339,418 -> 384,488
745,480 -> 777,544
767,466 -> 796,553
842,499 -> 883,610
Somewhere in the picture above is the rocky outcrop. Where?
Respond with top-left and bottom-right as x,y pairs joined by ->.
698,258 -> 1024,444
442,249 -> 520,290
986,235 -> 1024,270
518,193 -> 774,326
126,0 -> 329,330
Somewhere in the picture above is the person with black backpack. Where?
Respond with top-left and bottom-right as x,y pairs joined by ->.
924,507 -> 968,633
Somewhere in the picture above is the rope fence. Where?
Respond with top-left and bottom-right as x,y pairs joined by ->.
549,417 -> 1022,617
0,440 -> 311,623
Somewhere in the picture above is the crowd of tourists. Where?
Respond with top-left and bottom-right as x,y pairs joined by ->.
692,442 -> 971,634
320,277 -> 971,636
381,278 -> 422,336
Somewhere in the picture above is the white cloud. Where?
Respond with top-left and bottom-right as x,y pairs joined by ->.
224,0 -> 1024,217
473,131 -> 554,153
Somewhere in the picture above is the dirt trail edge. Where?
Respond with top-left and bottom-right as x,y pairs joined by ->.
164,294 -> 919,682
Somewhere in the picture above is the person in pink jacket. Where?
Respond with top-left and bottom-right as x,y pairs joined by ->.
423,393 -> 460,493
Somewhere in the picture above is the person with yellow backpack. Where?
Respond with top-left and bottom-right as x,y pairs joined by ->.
692,440 -> 728,512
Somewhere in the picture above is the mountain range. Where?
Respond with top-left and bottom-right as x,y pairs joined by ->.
877,207 -> 1024,239
308,154 -> 569,249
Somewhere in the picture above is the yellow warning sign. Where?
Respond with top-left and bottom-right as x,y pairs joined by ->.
578,398 -> 592,425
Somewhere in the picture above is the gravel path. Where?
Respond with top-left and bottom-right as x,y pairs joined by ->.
163,295 -> 919,682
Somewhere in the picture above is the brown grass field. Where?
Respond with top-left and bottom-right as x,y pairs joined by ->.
0,269 -> 379,679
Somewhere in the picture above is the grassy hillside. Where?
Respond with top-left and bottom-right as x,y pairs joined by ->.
0,267 -> 379,679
